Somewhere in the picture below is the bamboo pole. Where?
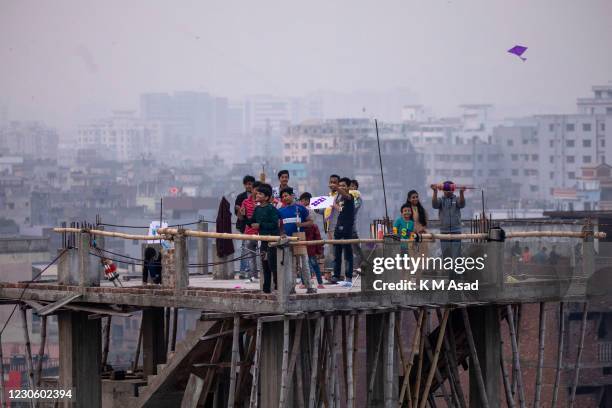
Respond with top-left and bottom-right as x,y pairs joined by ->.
437,308 -> 466,408
341,315 -> 348,402
159,227 -> 298,242
308,318 -> 323,408
171,307 -> 179,353
0,333 -> 6,408
52,227 -> 166,241
279,317 -> 291,408
367,317 -> 385,408
332,316 -> 341,408
228,315 -> 240,408
461,307 -> 489,408
35,315 -> 47,387
420,326 -> 452,408
237,328 -> 257,406
399,308 -> 424,405
413,310 -> 427,408
19,306 -> 35,408
569,302 -> 589,408
506,305 -> 526,408
384,311 -> 396,408
499,308 -> 516,408
102,316 -> 111,369
296,350 -> 305,408
418,309 -> 449,408
551,302 -> 565,408
282,320 -> 303,408
249,319 -> 263,408
164,307 -> 170,356
534,302 -> 547,408
325,316 -> 335,408
347,315 -> 355,408
445,311 -> 466,408
132,317 -> 144,372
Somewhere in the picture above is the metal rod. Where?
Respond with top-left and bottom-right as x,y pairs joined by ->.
374,119 -> 389,223
569,302 -> 589,408
35,315 -> 47,387
551,302 -> 565,408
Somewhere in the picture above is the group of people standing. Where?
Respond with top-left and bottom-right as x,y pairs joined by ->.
234,170 -> 468,294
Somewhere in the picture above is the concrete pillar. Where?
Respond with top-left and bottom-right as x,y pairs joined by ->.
58,311 -> 101,408
276,246 -> 293,309
366,313 -> 385,407
58,247 -> 79,285
142,308 -> 166,376
468,306 -> 501,408
78,232 -> 99,287
174,230 -> 189,290
196,222 -> 209,275
260,320 -> 283,408
212,241 -> 233,280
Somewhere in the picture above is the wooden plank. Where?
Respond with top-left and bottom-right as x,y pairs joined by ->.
181,373 -> 205,408
227,315 -> 240,408
37,293 -> 81,316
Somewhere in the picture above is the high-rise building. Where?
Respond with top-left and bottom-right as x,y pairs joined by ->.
0,121 -> 59,161
76,111 -> 162,162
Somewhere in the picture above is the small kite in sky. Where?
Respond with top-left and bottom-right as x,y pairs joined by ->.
508,45 -> 528,61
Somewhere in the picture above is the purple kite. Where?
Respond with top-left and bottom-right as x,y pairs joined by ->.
508,45 -> 528,61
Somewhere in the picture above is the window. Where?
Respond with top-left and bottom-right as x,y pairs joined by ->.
567,156 -> 575,163
512,169 -> 519,176
602,139 -> 606,147
568,171 -> 575,179
582,123 -> 592,131
315,143 -> 322,149
549,124 -> 555,131
549,140 -> 554,148
566,123 -> 575,131
550,156 -> 554,163
550,172 -> 554,180
507,140 -> 514,146
522,139 -> 528,145
531,154 -> 538,161
284,143 -> 291,149
511,154 -> 518,161
607,107 -> 612,115
602,123 -> 606,131
523,169 -> 530,176
301,143 -> 307,149
566,140 -> 575,147
583,140 -> 592,147
530,185 -> 539,192
583,156 -> 592,163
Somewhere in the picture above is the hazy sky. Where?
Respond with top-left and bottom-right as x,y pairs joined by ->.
1,0 -> 611,128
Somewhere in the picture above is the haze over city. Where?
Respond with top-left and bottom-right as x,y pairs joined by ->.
2,0 -> 612,128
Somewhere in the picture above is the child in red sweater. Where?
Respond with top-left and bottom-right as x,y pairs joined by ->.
300,193 -> 325,289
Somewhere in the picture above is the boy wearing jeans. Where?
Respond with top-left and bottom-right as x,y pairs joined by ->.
331,177 -> 355,285
244,184 -> 280,293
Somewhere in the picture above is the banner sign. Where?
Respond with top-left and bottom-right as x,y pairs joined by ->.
309,195 -> 335,210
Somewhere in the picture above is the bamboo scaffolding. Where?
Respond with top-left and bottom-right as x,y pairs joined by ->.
341,315 -> 348,401
399,308 -> 424,405
249,319 -> 263,408
35,315 -> 47,387
295,350 -> 305,408
420,326 -> 452,408
551,302 -> 565,408
506,305 -> 526,408
279,317 -> 291,408
461,307 -> 489,408
132,317 -> 143,372
53,227 -> 166,241
569,302 -> 589,408
325,316 -> 335,408
102,316 -> 111,368
347,315 -> 355,408
236,328 -> 257,406
384,311 -> 396,408
499,309 -> 516,408
228,315 -> 241,408
332,316 -> 341,408
201,320 -> 230,405
412,311 -> 426,408
171,308 -> 179,353
20,306 -> 36,406
418,309 -> 449,408
534,302 -> 547,408
308,318 -> 323,408
445,311 -> 466,408
437,308 -> 466,408
367,316 -> 385,408
281,320 -> 303,408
